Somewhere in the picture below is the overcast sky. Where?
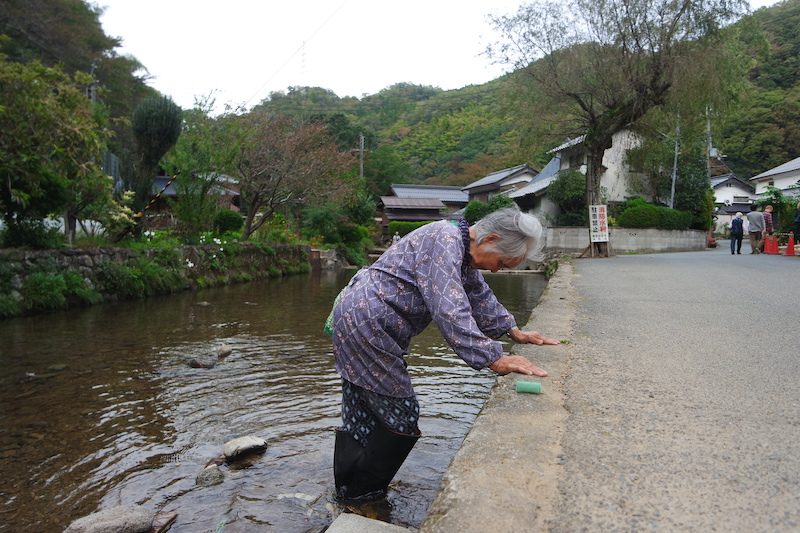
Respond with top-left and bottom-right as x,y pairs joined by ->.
98,0 -> 781,113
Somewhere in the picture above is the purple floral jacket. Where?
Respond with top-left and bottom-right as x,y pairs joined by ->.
332,219 -> 516,397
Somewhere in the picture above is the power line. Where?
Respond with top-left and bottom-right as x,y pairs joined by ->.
243,0 -> 350,107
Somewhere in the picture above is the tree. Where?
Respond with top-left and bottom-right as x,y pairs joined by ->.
232,112 -> 354,240
463,195 -> 516,224
547,169 -> 588,225
489,0 -> 748,244
131,95 -> 182,211
363,145 -> 413,197
0,55 -> 108,246
163,98 -> 241,238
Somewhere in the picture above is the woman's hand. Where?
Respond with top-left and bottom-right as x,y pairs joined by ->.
488,355 -> 547,376
508,328 -> 559,345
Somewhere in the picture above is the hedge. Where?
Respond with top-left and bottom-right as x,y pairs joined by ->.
388,220 -> 434,237
617,204 -> 692,230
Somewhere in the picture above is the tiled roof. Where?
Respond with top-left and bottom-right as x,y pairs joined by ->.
391,184 -> 468,203
710,173 -> 754,193
380,196 -> 445,209
509,156 -> 562,198
751,156 -> 800,181
548,135 -> 586,154
461,163 -> 537,191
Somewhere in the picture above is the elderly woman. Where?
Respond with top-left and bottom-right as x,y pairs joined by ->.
331,207 -> 558,502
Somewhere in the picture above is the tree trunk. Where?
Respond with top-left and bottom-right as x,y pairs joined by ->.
585,145 -> 609,257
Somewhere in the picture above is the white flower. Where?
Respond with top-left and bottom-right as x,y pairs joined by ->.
213,238 -> 222,245
185,260 -> 195,268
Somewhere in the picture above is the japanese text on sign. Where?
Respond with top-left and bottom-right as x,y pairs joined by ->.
589,204 -> 609,243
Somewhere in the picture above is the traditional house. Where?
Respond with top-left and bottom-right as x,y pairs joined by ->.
390,184 -> 468,215
711,173 -> 755,233
508,156 -> 562,222
378,196 -> 446,227
148,173 -> 241,213
460,163 -> 539,202
508,130 -> 647,224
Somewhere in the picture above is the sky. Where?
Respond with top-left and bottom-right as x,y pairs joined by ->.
98,0 -> 781,113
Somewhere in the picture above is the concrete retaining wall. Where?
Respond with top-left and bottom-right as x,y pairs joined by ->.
547,227 -> 706,254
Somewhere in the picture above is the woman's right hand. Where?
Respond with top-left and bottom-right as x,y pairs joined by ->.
488,355 -> 547,376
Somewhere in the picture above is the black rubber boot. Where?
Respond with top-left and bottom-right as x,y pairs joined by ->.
334,423 -> 420,503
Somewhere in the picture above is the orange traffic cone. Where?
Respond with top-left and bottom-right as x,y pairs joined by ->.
785,232 -> 795,256
769,235 -> 779,254
763,235 -> 773,254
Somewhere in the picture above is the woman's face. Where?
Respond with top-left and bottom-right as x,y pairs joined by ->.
470,234 -> 524,272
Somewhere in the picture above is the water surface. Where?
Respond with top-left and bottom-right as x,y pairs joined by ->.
0,270 -> 545,532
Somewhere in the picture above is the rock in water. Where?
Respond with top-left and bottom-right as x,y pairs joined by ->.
195,465 -> 224,487
216,344 -> 233,358
64,505 -> 154,533
188,358 -> 216,369
223,436 -> 267,461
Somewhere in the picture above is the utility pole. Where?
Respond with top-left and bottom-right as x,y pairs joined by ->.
359,133 -> 365,178
705,106 -> 713,179
670,119 -> 680,209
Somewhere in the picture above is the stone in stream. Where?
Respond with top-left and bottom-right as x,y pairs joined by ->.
216,344 -> 233,358
223,436 -> 268,461
64,505 -> 154,533
187,357 -> 216,369
195,464 -> 224,487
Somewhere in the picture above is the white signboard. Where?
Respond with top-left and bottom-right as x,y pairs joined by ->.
589,204 -> 609,243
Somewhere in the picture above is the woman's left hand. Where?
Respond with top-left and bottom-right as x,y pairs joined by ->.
508,328 -> 559,345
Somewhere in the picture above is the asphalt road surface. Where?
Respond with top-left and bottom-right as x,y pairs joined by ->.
550,242 -> 800,531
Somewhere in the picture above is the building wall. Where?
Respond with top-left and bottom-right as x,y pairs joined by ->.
753,171 -> 800,194
521,197 -> 559,227
554,130 -> 646,203
599,130 -> 645,203
713,183 -> 754,204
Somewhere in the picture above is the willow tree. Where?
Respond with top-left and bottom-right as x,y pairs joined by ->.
488,0 -> 748,246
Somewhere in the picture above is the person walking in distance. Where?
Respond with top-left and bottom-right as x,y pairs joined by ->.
763,205 -> 775,236
730,212 -> 744,255
746,204 -> 765,254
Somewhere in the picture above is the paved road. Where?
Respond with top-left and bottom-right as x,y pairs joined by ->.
552,243 -> 800,531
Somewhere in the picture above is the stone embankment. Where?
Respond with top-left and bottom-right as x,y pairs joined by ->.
0,243 -> 309,318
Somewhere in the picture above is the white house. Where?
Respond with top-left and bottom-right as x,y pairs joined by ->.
509,130 -> 647,225
460,163 -> 539,202
710,173 -> 755,234
750,156 -> 800,196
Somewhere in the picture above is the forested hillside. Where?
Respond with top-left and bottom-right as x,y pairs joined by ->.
2,0 -> 798,196
718,0 -> 800,178
253,0 -> 800,191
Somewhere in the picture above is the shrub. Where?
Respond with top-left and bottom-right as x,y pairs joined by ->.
463,195 -> 516,224
0,294 -> 21,319
617,203 -> 692,230
213,209 -> 244,234
254,213 -> 297,243
547,170 -> 586,213
554,210 -> 588,227
388,221 -> 433,237
131,257 -> 184,295
2,220 -> 64,249
22,272 -> 67,311
94,261 -> 146,299
63,271 -> 102,306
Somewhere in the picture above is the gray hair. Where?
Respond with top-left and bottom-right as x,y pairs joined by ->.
471,207 -> 545,261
